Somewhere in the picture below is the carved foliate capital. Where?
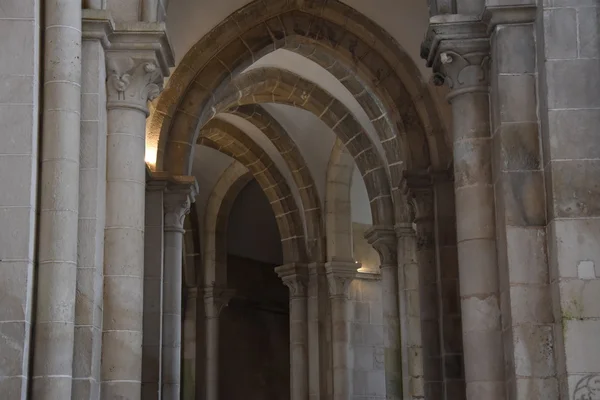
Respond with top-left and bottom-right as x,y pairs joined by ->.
105,23 -> 174,114
106,57 -> 163,114
365,226 -> 398,269
163,176 -> 198,232
325,261 -> 358,299
275,263 -> 309,299
421,16 -> 490,100
204,285 -> 235,319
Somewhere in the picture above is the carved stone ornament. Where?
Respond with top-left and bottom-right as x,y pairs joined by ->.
106,57 -> 163,114
204,285 -> 235,319
325,261 -> 358,299
365,226 -> 398,268
275,263 -> 309,299
573,374 -> 600,400
164,192 -> 191,232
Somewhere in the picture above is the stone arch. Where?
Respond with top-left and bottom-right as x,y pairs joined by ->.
203,161 -> 253,287
199,119 -> 309,263
325,138 -> 355,262
225,104 -> 325,262
198,68 -> 394,227
149,0 -> 448,183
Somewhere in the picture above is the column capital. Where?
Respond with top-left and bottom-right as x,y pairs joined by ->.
365,226 -> 398,269
325,261 -> 358,299
203,285 -> 235,319
395,222 -> 415,238
275,263 -> 309,298
105,22 -> 174,114
163,176 -> 198,232
421,15 -> 490,100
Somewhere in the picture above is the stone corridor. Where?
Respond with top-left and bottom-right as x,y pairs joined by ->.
0,0 -> 599,399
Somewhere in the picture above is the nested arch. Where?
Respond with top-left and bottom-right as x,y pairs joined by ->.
150,0 -> 448,182
203,162 -> 253,287
201,68 -> 394,226
199,119 -> 309,263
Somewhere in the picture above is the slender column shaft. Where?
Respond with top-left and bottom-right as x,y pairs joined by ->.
182,288 -> 198,400
142,183 -> 165,400
32,1 -> 82,397
365,227 -> 402,399
276,263 -> 310,400
204,286 -> 233,400
162,185 -> 195,399
142,0 -> 158,21
72,20 -> 110,399
396,224 -> 420,400
325,262 -> 356,400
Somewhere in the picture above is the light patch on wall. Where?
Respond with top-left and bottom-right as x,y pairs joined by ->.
145,145 -> 158,168
578,261 -> 596,280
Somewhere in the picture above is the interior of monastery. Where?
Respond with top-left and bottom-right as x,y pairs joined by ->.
1,0 -> 600,399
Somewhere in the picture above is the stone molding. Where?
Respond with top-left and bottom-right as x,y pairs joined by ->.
395,222 -> 415,238
203,285 -> 235,319
275,263 -> 309,299
421,15 -> 489,100
163,176 -> 198,232
324,261 -> 359,299
82,9 -> 114,47
365,226 -> 398,269
105,21 -> 174,114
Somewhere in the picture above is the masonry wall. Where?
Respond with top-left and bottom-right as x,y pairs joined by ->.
536,1 -> 600,397
220,254 -> 290,400
0,0 -> 40,395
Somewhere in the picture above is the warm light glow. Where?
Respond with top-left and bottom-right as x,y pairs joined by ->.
145,145 -> 157,167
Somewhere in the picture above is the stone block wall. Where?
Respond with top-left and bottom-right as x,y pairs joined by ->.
0,0 -> 40,396
537,1 -> 600,397
349,277 -> 386,400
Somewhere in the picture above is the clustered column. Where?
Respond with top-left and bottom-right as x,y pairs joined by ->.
204,284 -> 234,400
423,20 -> 505,399
275,263 -> 310,400
365,227 -> 402,400
324,261 -> 358,400
162,179 -> 197,399
102,27 -> 172,399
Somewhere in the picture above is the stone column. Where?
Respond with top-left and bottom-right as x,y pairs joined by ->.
324,261 -> 357,400
142,174 -> 167,400
365,226 -> 402,399
182,287 -> 198,400
423,19 -> 505,399
409,184 -> 444,399
276,263 -> 310,400
102,26 -> 173,399
395,222 -> 422,400
32,1 -> 82,397
162,178 -> 197,399
204,285 -> 234,400
72,11 -> 112,399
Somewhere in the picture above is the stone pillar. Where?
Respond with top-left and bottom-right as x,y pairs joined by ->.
142,174 -> 167,400
102,26 -> 173,399
324,261 -> 357,400
204,285 -> 234,400
72,11 -> 113,399
395,222 -> 422,400
182,287 -> 198,400
365,226 -> 402,399
423,19 -> 505,399
162,178 -> 197,399
142,0 -> 158,22
276,263 -> 310,400
32,1 -> 82,397
410,184 -> 444,399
